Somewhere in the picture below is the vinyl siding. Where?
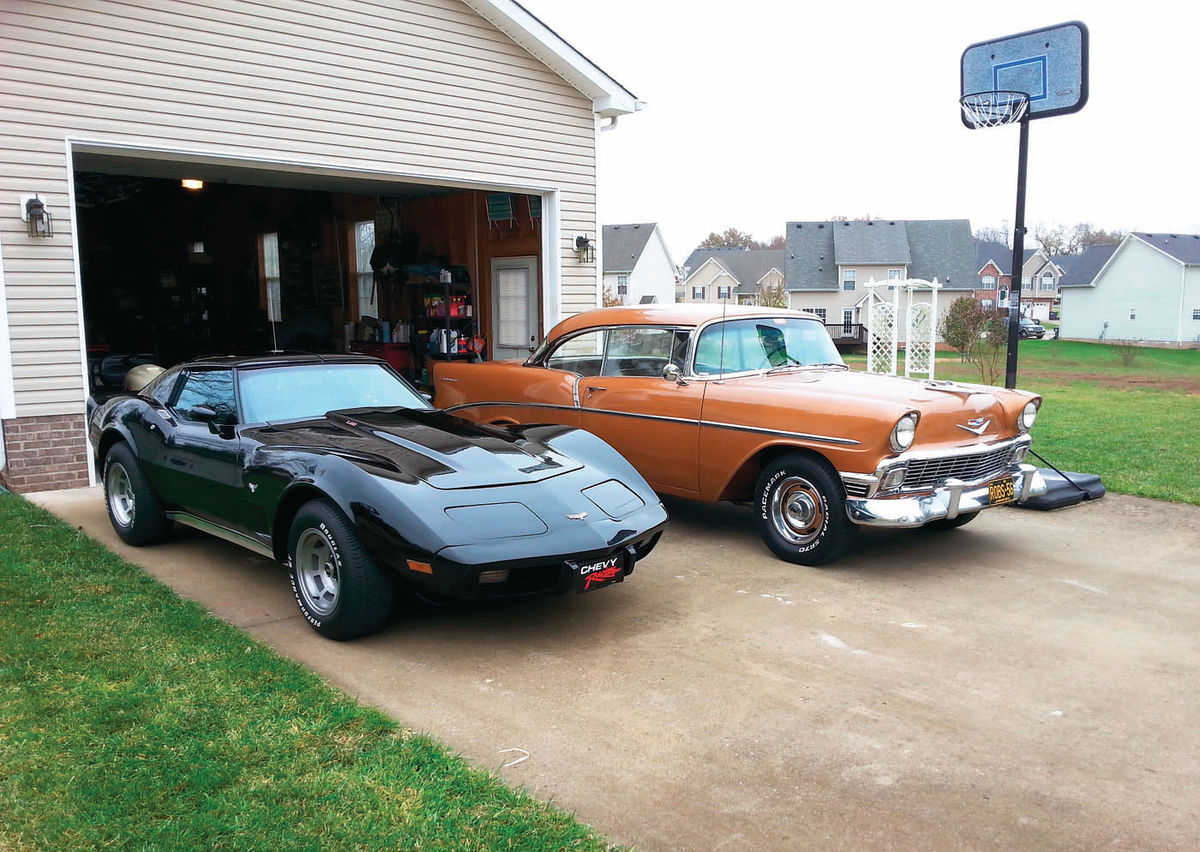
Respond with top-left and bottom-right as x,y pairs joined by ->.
0,0 -> 600,416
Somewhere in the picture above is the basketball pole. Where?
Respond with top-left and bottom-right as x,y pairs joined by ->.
1005,114 -> 1030,389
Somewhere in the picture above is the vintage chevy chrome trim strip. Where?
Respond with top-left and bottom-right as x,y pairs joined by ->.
168,511 -> 274,559
441,401 -> 860,446
699,420 -> 860,446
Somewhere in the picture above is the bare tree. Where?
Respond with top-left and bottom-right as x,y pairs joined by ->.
759,276 -> 788,309
974,224 -> 1010,245
696,228 -> 785,251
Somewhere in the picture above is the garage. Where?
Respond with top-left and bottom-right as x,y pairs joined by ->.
74,154 -> 548,387
0,0 -> 640,492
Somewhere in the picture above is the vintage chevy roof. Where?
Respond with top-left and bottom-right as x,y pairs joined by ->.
549,304 -> 821,339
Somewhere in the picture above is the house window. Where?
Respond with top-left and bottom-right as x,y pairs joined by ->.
843,269 -> 856,291
981,298 -> 995,308
354,221 -> 376,319
1040,271 -> 1055,291
802,307 -> 827,323
982,275 -> 997,288
842,309 -> 854,333
691,286 -> 705,301
717,285 -> 732,300
1022,276 -> 1032,290
257,232 -> 281,322
1130,307 -> 1137,321
617,274 -> 629,296
1193,308 -> 1200,320
888,268 -> 902,280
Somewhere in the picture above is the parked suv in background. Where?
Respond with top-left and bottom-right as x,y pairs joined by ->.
1019,317 -> 1047,339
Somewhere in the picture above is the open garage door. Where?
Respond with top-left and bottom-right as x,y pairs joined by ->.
72,151 -> 549,394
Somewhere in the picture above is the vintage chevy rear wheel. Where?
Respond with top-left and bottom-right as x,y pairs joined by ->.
288,499 -> 392,640
755,454 -> 856,566
103,442 -> 172,546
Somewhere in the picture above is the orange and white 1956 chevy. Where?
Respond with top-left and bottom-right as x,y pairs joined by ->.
434,305 -> 1047,565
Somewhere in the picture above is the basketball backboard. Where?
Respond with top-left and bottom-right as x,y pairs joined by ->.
960,21 -> 1088,128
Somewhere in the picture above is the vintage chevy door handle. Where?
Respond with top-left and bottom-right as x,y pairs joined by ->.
585,385 -> 607,393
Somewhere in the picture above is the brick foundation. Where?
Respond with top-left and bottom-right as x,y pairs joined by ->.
0,413 -> 92,493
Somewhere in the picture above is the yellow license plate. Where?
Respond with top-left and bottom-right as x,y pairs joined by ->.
988,477 -> 1015,505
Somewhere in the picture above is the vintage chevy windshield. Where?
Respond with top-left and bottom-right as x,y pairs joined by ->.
239,363 -> 432,424
693,317 -> 844,375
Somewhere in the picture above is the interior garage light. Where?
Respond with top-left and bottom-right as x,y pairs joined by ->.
181,178 -> 204,190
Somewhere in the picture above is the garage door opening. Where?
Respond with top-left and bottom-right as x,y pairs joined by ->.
72,155 -> 547,394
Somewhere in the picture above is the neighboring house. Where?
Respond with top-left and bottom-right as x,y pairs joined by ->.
1059,233 -> 1200,345
0,0 -> 641,492
785,219 -> 978,343
973,242 -> 1064,321
601,223 -> 676,306
679,248 -> 786,306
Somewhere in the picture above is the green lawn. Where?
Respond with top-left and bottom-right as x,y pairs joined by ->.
847,340 -> 1200,505
0,494 -> 615,852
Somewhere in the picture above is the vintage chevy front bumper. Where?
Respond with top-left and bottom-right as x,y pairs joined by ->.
844,463 -> 1047,528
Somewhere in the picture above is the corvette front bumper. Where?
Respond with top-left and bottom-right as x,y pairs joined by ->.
844,463 -> 1047,528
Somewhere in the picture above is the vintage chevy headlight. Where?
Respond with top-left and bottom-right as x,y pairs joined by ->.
889,412 -> 919,452
1019,400 -> 1039,432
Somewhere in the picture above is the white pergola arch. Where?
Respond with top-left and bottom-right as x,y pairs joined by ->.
864,277 -> 941,379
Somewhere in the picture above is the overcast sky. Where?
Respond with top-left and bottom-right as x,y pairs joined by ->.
517,0 -> 1200,263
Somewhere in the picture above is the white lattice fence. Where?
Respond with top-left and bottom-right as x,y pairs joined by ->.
868,300 -> 896,375
905,302 -> 934,378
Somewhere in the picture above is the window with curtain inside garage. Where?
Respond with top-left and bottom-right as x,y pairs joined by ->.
257,232 -> 280,322
354,221 -> 377,319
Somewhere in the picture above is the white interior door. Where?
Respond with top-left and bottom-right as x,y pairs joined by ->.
491,256 -> 539,361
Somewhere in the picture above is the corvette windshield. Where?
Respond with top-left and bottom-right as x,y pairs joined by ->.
693,317 -> 844,375
239,363 -> 432,424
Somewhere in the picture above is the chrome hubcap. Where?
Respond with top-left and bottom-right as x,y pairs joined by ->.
770,475 -> 824,546
106,463 -> 135,527
295,528 -> 340,616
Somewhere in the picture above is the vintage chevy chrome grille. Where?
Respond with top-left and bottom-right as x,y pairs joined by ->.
901,444 -> 1014,492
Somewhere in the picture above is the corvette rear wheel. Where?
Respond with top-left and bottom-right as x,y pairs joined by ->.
288,499 -> 392,640
103,442 -> 172,546
755,454 -> 856,566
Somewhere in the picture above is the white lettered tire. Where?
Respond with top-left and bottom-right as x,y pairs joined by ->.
754,454 -> 857,566
287,499 -> 392,640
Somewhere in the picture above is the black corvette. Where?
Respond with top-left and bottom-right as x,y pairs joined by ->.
88,353 -> 668,639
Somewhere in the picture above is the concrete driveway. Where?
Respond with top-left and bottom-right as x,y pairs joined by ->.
28,486 -> 1200,851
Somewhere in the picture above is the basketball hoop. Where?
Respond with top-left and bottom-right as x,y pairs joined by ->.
960,90 -> 1030,129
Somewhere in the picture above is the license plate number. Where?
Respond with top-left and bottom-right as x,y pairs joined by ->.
988,476 -> 1015,505
572,554 -> 625,593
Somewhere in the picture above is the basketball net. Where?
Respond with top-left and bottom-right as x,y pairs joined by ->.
960,90 -> 1030,129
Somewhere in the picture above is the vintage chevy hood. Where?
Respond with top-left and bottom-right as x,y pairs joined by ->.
245,407 -> 584,489
704,369 -> 1038,450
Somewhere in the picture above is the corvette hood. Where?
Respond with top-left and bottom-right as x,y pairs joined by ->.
247,407 -> 584,489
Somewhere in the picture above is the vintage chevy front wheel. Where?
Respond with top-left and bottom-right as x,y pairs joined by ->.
755,454 -> 856,565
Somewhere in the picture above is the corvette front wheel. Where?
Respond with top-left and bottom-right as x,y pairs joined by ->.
288,499 -> 392,640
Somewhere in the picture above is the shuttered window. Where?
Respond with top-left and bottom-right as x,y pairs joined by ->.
496,267 -> 530,348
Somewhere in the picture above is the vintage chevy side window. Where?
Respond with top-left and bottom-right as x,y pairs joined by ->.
601,328 -> 689,377
546,330 -> 608,376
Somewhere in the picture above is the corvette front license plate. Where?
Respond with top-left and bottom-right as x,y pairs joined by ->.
988,476 -> 1016,505
571,554 -> 625,593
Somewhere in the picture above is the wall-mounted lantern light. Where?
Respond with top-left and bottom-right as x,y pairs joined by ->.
575,234 -> 595,264
21,195 -> 53,238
